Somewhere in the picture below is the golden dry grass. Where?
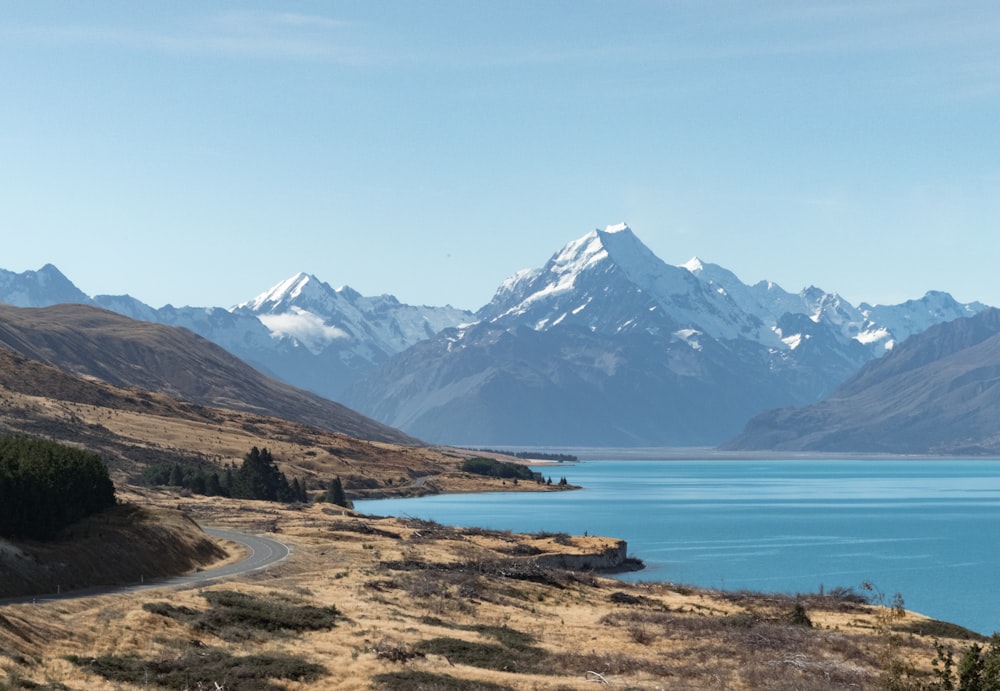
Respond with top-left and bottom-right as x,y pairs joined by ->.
0,489 -> 981,690
0,376 -> 563,503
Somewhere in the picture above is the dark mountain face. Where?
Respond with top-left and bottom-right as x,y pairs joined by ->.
347,324 -> 784,446
726,308 -> 1000,455
0,303 -> 416,445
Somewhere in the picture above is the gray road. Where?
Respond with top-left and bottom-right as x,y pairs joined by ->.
0,527 -> 290,606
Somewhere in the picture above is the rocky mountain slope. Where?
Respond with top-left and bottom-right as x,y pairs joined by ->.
726,308 -> 1000,455
344,224 -> 986,446
0,303 -> 414,445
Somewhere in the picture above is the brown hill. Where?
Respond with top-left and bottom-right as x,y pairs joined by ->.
0,342 -> 547,498
0,303 -> 413,445
0,504 -> 226,597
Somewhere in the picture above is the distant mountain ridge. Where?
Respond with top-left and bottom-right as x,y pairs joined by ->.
0,225 -> 987,448
726,308 -> 1000,455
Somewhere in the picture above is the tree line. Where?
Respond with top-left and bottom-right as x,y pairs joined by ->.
144,447 -> 351,508
472,448 -> 577,463
0,434 -> 117,540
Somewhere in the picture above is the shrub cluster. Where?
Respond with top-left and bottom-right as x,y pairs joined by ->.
472,448 -> 577,463
143,589 -> 341,641
0,434 -> 116,539
68,650 -> 324,690
460,457 -> 536,481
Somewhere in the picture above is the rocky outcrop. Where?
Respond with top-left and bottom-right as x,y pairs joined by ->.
534,540 -> 639,572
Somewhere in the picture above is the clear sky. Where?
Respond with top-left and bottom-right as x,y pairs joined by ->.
2,1 -> 998,311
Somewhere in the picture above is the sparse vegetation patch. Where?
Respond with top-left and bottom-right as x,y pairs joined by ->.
142,589 -> 340,641
414,636 -> 547,674
66,649 -> 325,690
371,670 -> 515,691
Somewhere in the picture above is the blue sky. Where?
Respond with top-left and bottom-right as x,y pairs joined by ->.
2,1 -> 998,310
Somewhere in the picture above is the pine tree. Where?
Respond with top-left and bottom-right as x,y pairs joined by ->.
206,472 -> 222,497
232,447 -> 297,503
326,477 -> 351,508
190,471 -> 207,495
169,463 -> 185,487
0,435 -> 116,540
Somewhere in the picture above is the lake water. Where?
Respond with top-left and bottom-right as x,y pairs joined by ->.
354,459 -> 1000,636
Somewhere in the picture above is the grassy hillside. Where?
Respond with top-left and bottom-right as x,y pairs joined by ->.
0,303 -> 415,444
0,347 -> 552,501
0,503 -> 226,597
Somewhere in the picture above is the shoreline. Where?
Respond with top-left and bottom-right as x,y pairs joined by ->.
471,445 -> 1000,462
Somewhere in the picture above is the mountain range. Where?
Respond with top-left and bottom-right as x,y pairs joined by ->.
0,224 -> 988,448
343,224 -> 986,445
727,307 -> 1000,455
0,264 -> 473,400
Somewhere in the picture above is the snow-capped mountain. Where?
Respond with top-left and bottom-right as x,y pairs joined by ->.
235,272 -> 472,362
0,264 -> 474,400
1,226 -> 988,447
478,223 -> 770,344
343,224 -> 988,446
683,258 -> 984,356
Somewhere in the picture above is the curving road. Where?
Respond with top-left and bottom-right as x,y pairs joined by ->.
0,527 -> 290,606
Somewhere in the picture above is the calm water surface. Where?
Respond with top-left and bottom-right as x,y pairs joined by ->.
354,460 -> 1000,635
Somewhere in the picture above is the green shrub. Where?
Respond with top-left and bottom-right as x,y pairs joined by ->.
67,651 -> 325,690
371,670 -> 515,690
460,457 -> 535,481
143,590 -> 340,641
414,637 -> 547,673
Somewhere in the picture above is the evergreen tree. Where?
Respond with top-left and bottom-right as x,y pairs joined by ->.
222,465 -> 234,497
190,471 -> 207,495
326,477 -> 351,508
0,435 -> 117,540
205,472 -> 222,497
232,447 -> 297,503
169,463 -> 185,487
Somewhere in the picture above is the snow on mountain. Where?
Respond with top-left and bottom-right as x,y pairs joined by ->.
235,272 -> 474,360
474,224 -> 989,361
0,231 -> 989,444
0,264 -> 473,402
858,291 -> 987,352
680,258 -> 987,355
480,224 -> 768,343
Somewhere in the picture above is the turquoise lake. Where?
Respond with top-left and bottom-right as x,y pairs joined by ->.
354,459 -> 1000,636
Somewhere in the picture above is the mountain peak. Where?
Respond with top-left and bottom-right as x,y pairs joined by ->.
0,263 -> 92,308
602,222 -> 631,234
682,257 -> 706,273
239,272 -> 331,312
